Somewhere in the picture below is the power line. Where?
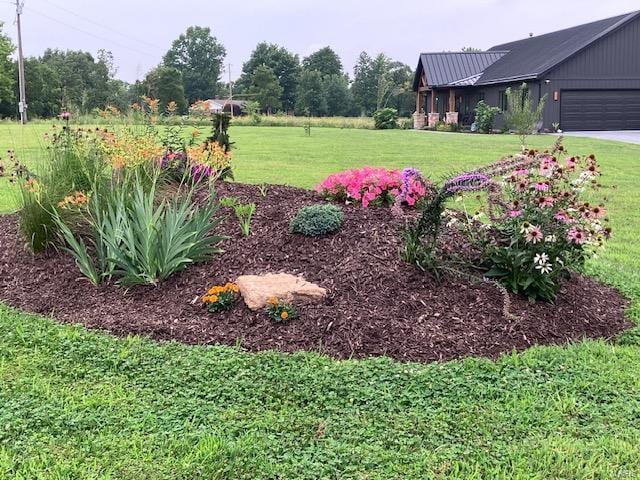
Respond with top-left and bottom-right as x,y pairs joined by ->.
35,0 -> 165,51
24,5 -> 159,59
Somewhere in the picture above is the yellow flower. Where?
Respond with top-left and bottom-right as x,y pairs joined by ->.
209,295 -> 219,303
267,297 -> 279,306
280,311 -> 289,320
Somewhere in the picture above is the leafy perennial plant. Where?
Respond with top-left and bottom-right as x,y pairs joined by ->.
202,283 -> 240,312
403,139 -> 611,301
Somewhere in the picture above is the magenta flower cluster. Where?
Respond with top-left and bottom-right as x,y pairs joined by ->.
316,166 -> 432,208
395,167 -> 433,207
191,163 -> 214,182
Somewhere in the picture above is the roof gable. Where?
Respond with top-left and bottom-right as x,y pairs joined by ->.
477,10 -> 640,84
414,52 -> 506,89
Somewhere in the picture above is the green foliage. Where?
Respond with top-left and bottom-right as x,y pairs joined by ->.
373,108 -> 398,129
248,65 -> 283,114
0,22 -> 15,109
295,70 -> 327,116
290,203 -> 343,236
322,74 -> 351,116
504,83 -> 547,148
265,297 -> 299,322
219,196 -> 239,208
163,26 -> 226,103
302,46 -> 343,77
352,52 -> 413,116
244,101 -> 262,125
138,66 -> 187,114
232,202 -> 256,237
237,42 -> 300,112
208,112 -> 233,153
14,129 -> 109,252
435,121 -> 458,132
55,172 -> 225,286
474,100 -> 500,133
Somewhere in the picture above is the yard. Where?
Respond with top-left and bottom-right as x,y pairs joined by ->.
1,124 -> 640,478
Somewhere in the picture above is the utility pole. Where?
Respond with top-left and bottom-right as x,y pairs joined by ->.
228,63 -> 233,118
15,0 -> 27,124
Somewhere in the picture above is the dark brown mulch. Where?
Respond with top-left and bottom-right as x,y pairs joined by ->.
0,182 -> 632,363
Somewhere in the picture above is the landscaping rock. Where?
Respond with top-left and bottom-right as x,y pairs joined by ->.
235,273 -> 327,310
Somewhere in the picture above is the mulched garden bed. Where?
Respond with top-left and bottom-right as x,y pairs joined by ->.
0,182 -> 632,363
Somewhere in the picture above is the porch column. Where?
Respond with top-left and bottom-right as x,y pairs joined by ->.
413,91 -> 425,129
445,88 -> 459,125
427,89 -> 440,127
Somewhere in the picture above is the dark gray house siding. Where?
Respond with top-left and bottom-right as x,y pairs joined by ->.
414,11 -> 640,131
540,16 -> 640,129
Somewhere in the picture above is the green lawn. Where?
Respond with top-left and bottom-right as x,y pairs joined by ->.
1,124 -> 640,478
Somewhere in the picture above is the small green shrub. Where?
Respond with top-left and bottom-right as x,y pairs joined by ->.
473,100 -> 500,133
290,204 -> 343,236
373,108 -> 398,129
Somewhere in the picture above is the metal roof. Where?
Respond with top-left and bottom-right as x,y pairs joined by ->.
415,52 -> 506,88
477,10 -> 640,85
413,10 -> 640,89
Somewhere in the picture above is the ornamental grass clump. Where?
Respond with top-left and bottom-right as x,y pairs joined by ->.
54,169 -> 226,286
290,204 -> 343,236
11,126 -> 111,253
202,283 -> 240,312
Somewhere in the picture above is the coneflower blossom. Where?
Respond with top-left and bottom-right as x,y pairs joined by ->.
524,225 -> 543,244
567,226 -> 586,245
591,205 -> 606,218
554,210 -> 570,223
539,196 -> 554,208
534,182 -> 549,191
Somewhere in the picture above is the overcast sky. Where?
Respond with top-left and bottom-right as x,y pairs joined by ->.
0,0 -> 638,83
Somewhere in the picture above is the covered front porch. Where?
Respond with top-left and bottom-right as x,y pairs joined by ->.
413,87 -> 481,130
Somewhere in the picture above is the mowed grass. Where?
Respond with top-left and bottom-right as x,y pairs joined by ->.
1,124 -> 640,478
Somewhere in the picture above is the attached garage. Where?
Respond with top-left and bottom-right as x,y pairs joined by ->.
560,90 -> 640,131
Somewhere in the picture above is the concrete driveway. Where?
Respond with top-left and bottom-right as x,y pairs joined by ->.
561,130 -> 640,145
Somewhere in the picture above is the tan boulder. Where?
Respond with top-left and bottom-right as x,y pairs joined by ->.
235,273 -> 327,311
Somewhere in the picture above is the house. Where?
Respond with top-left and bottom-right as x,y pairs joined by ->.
412,10 -> 640,131
203,98 -> 247,116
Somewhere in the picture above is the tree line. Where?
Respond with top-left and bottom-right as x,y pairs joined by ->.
0,23 -> 415,119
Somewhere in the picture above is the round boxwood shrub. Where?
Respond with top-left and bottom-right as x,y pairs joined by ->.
290,204 -> 343,236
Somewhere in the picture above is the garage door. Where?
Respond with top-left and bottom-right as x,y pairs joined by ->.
561,90 -> 640,131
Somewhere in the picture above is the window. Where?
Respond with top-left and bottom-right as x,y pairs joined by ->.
499,90 -> 508,111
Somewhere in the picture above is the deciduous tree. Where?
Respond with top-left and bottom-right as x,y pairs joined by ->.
238,43 -> 299,112
248,65 -> 283,114
302,47 -> 343,77
295,69 -> 327,116
163,26 -> 226,103
0,22 -> 15,114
